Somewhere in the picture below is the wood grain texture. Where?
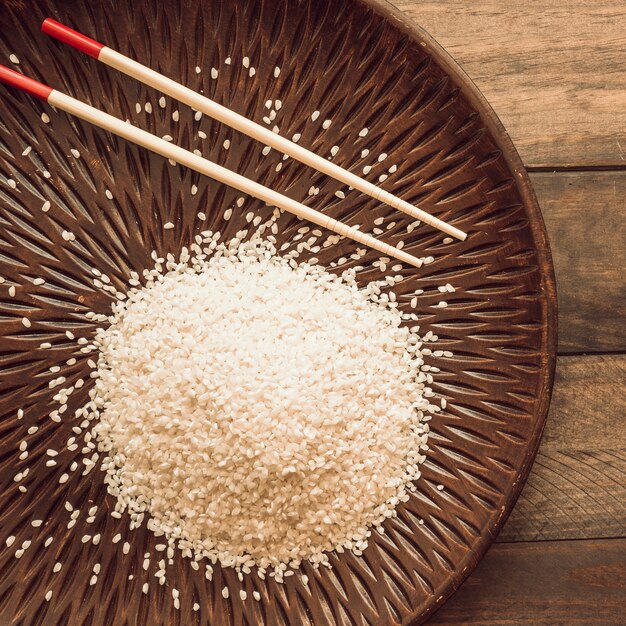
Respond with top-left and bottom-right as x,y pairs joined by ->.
530,171 -> 626,354
499,354 -> 626,542
392,0 -> 626,168
427,538 -> 626,625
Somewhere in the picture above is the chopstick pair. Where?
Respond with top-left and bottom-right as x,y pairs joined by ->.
0,20 -> 467,269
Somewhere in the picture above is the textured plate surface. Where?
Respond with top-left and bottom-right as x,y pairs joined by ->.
0,0 -> 556,624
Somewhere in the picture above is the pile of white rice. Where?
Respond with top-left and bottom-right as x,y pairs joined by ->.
83,233 -> 431,579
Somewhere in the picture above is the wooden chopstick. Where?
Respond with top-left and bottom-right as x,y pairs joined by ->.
0,64 -> 424,268
41,18 -> 467,242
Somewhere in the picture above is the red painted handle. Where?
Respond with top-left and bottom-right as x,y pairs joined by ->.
0,65 -> 52,100
42,18 -> 105,59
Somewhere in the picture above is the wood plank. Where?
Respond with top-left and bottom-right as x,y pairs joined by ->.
500,448 -> 626,542
427,538 -> 626,625
530,171 -> 626,353
534,355 -> 626,452
392,1 -> 626,168
499,354 -> 626,542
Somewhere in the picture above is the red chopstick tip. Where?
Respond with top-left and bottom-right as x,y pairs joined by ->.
42,18 -> 105,59
0,65 -> 52,101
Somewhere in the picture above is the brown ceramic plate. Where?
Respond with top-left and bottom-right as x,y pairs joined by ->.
0,0 -> 556,624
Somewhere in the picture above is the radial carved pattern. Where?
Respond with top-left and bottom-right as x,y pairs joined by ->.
0,0 -> 556,624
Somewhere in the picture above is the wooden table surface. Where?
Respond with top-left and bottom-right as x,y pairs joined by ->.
388,2 -> 626,624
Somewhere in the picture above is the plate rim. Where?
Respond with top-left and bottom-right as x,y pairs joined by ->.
363,0 -> 558,622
